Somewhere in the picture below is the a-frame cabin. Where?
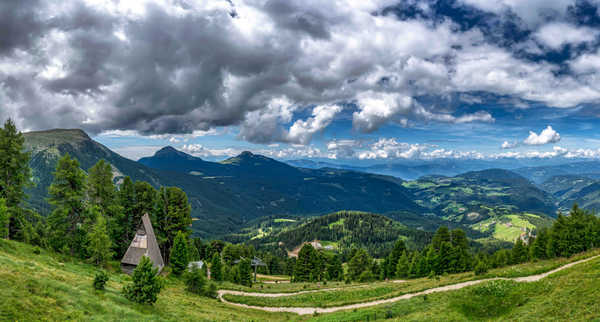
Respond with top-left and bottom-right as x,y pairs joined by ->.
120,213 -> 164,274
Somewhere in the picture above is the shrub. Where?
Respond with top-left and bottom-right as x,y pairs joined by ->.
33,247 -> 41,255
184,266 -> 206,295
123,256 -> 163,304
452,280 -> 525,319
93,271 -> 109,290
205,282 -> 218,299
474,260 -> 488,275
358,270 -> 375,282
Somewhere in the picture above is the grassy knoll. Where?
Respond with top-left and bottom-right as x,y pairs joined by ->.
0,239 -> 293,321
222,249 -> 600,308
310,255 -> 600,321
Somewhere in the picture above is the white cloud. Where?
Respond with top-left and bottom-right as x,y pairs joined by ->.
534,22 -> 598,50
180,144 -> 241,159
501,141 -> 518,149
523,125 -> 561,145
286,104 -> 343,144
326,139 -> 358,159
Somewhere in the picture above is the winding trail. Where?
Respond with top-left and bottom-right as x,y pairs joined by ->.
217,255 -> 600,315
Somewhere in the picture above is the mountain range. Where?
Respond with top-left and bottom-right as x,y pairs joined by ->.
22,128 -> 600,242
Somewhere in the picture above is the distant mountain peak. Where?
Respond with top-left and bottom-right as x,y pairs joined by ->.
152,146 -> 198,160
239,151 -> 254,157
25,128 -> 91,140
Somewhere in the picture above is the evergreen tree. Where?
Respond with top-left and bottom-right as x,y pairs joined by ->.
327,254 -> 344,281
87,212 -> 113,266
396,251 -> 410,278
371,260 -> 381,280
0,198 -> 8,239
531,228 -> 549,260
0,119 -> 31,240
293,244 -> 317,282
424,245 -> 436,275
123,256 -> 163,304
47,154 -> 87,255
386,238 -> 406,278
238,258 -> 253,287
184,265 -> 206,295
117,176 -> 136,256
449,229 -> 471,273
474,259 -> 488,275
155,186 -> 192,263
511,238 -> 528,264
285,257 -> 296,277
188,238 -> 201,261
87,160 -> 116,209
170,231 -> 190,276
210,252 -> 223,281
432,226 -> 451,250
87,160 -> 123,258
436,241 -> 453,274
133,181 -> 157,227
348,248 -> 372,281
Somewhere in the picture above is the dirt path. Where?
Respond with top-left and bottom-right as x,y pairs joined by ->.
217,255 -> 600,315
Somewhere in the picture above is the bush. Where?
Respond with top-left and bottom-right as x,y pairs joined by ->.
184,266 -> 206,295
205,282 -> 218,299
93,271 -> 109,290
33,247 -> 41,255
474,260 -> 488,276
358,270 -> 375,282
452,280 -> 525,319
123,256 -> 163,304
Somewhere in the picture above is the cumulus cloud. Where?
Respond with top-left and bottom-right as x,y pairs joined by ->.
534,22 -> 598,50
501,141 -> 518,149
287,104 -> 342,144
2,0 -> 600,147
523,125 -> 561,145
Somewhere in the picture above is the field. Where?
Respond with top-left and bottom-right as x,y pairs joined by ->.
2,238 -> 600,321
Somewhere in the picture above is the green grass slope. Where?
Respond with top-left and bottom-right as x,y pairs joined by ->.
0,239 -> 292,321
311,254 -> 600,321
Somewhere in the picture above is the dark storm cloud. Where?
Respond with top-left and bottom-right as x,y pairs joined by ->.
2,0 -> 600,144
0,0 -> 44,54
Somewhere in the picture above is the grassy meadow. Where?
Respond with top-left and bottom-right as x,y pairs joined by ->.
2,237 -> 600,321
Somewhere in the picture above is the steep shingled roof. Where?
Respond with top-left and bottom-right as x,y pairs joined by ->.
121,213 -> 164,273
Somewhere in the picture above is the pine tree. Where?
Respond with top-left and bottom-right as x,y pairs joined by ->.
155,186 -> 192,263
170,231 -> 189,276
238,258 -> 253,287
531,228 -> 549,260
87,160 -> 123,258
87,211 -> 113,266
87,160 -> 116,209
47,153 -> 87,255
386,238 -> 406,278
512,238 -> 528,264
184,265 -> 206,295
0,198 -> 8,239
327,254 -> 344,281
117,176 -> 136,256
293,243 -> 317,282
396,251 -> 410,278
348,248 -> 372,281
123,256 -> 163,304
210,252 -> 223,281
0,119 -> 31,240
432,226 -> 451,250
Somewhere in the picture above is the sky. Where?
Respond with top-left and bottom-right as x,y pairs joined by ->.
4,1 -> 600,163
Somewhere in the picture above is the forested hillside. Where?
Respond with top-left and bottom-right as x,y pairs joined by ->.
242,211 -> 433,258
